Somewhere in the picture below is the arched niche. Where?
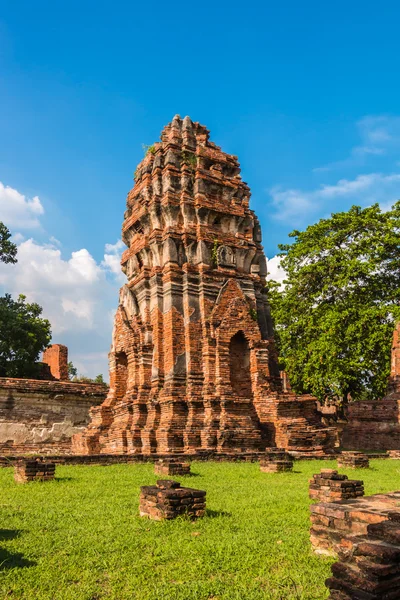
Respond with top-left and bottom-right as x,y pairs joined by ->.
229,331 -> 252,398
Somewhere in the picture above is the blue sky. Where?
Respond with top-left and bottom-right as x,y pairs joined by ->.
1,1 -> 400,377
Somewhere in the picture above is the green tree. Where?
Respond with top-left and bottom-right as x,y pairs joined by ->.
0,294 -> 52,377
68,361 -> 78,380
94,374 -> 105,384
268,202 -> 400,409
0,222 -> 17,264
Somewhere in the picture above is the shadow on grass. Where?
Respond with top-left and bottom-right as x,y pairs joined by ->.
54,477 -> 75,482
0,548 -> 35,570
205,508 -> 232,518
0,530 -> 22,541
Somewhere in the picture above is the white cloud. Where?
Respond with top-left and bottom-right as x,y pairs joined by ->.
267,255 -> 286,286
313,115 -> 400,172
270,172 -> 400,223
102,239 -> 126,281
0,181 -> 44,229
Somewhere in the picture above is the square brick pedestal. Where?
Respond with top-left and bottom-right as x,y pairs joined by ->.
139,480 -> 206,521
337,451 -> 369,469
14,459 -> 56,483
154,460 -> 191,476
259,449 -> 293,473
309,469 -> 364,502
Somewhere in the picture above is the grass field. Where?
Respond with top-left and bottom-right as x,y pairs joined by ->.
0,459 -> 398,600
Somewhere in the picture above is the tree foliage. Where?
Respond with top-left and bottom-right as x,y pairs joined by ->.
268,202 -> 400,405
0,222 -> 17,264
0,294 -> 52,377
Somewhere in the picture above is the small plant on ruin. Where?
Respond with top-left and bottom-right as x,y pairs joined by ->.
249,308 -> 258,321
142,144 -> 156,157
211,239 -> 219,267
181,150 -> 197,170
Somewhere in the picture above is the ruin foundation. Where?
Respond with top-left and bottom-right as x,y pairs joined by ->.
337,452 -> 370,469
139,479 -> 206,520
310,491 -> 400,599
73,116 -> 335,458
154,459 -> 191,476
309,469 -> 364,502
14,459 -> 56,483
259,448 -> 293,472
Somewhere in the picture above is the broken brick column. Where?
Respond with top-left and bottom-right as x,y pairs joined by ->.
259,448 -> 293,472
139,479 -> 206,520
309,469 -> 364,502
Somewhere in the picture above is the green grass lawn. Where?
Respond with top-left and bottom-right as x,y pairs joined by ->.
0,459 -> 398,600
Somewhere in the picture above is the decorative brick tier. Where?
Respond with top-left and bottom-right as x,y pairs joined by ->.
139,479 -> 206,520
154,459 -> 191,476
73,116 -> 335,458
259,448 -> 293,472
309,469 -> 364,502
14,459 -> 56,483
337,452 -> 370,469
310,492 -> 400,599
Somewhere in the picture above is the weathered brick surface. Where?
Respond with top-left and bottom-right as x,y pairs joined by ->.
154,459 -> 191,476
309,469 -> 364,502
259,448 -> 293,472
310,491 -> 400,599
14,459 -> 56,483
337,452 -> 370,469
73,116 -> 335,457
139,479 -> 206,520
0,378 -> 107,454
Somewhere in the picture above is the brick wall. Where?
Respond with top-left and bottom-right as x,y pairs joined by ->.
0,378 -> 107,454
42,344 -> 69,380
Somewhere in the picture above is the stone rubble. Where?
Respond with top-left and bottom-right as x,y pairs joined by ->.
139,479 -> 206,520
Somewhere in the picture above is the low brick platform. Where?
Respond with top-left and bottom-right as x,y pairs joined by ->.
14,459 -> 56,483
139,480 -> 206,521
337,451 -> 370,469
310,491 -> 400,557
154,460 -> 191,476
310,492 -> 400,599
309,469 -> 364,502
259,449 -> 293,473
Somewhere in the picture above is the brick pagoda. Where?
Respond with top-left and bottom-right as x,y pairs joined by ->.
73,116 -> 335,456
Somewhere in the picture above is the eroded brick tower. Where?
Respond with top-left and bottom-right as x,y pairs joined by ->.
73,116 -> 334,455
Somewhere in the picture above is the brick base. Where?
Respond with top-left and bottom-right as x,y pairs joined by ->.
259,448 -> 293,472
337,451 -> 370,469
154,460 -> 191,476
14,459 -> 56,483
309,469 -> 364,502
139,480 -> 206,520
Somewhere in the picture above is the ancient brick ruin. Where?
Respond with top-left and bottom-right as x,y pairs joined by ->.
41,344 -> 69,381
14,459 -> 56,483
340,321 -> 400,451
154,459 -> 191,476
0,378 -> 107,454
73,116 -> 335,457
337,451 -> 369,469
139,479 -> 206,520
310,492 -> 400,599
259,448 -> 293,472
309,469 -> 364,502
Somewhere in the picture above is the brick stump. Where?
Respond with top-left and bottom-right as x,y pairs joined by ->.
389,450 -> 400,459
259,448 -> 293,473
139,480 -> 206,521
309,469 -> 364,502
337,451 -> 369,469
309,491 -> 400,599
154,459 -> 191,476
14,459 -> 56,483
